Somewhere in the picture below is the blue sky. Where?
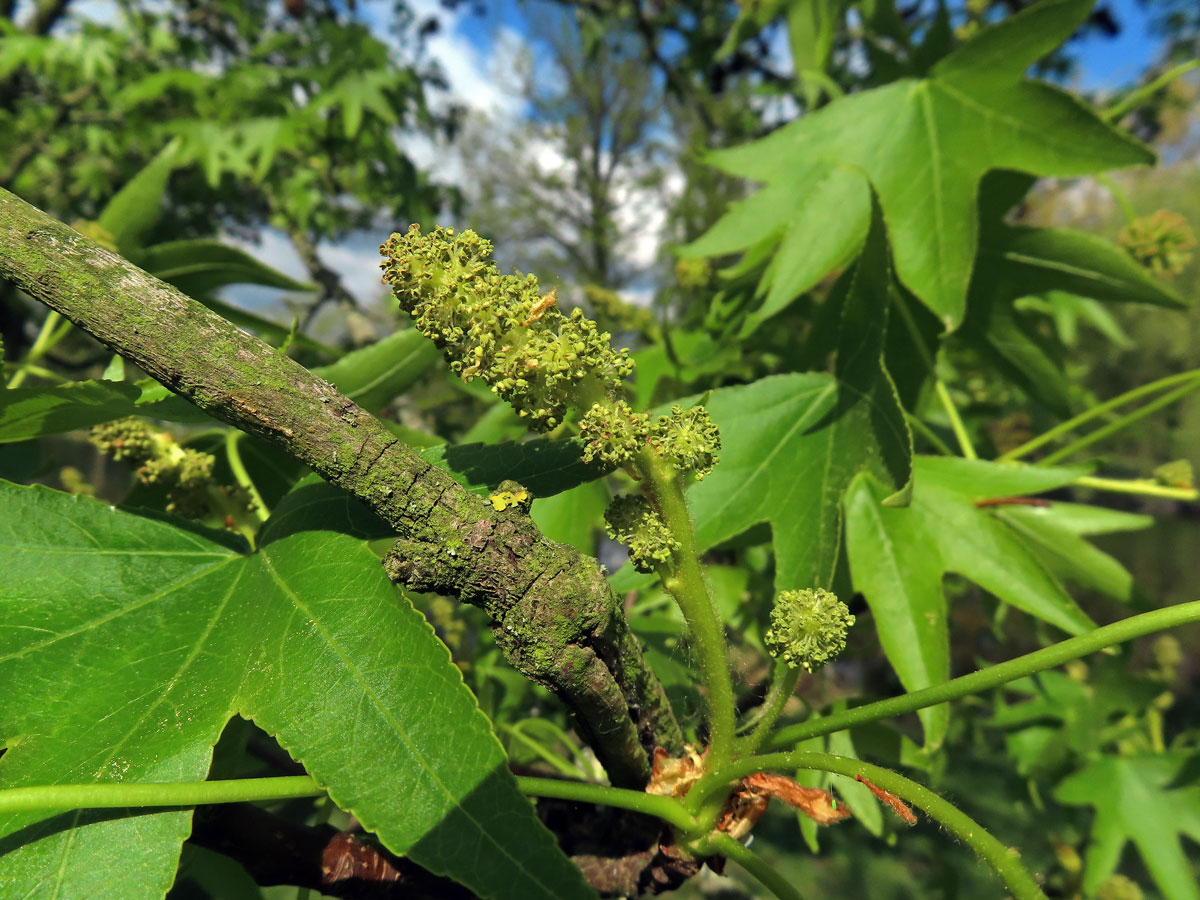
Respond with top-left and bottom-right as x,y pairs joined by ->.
233,0 -> 1179,318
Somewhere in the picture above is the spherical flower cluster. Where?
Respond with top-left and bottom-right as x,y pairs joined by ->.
579,400 -> 650,467
381,225 -> 634,431
651,405 -> 721,480
90,418 -> 218,518
1118,210 -> 1196,277
764,588 -> 855,673
604,494 -> 678,572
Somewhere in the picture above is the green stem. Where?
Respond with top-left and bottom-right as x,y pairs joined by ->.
4,362 -> 63,383
935,380 -> 976,459
1094,173 -> 1138,224
1039,380 -> 1200,466
225,429 -> 270,521
760,600 -> 1200,751
736,663 -> 800,756
999,368 -> 1200,463
703,832 -> 805,900
694,753 -> 1047,900
7,309 -> 67,388
639,450 -> 736,771
514,776 -> 697,832
0,776 -> 323,813
905,412 -> 954,456
1105,58 -> 1200,122
500,724 -> 586,780
1073,474 -> 1198,502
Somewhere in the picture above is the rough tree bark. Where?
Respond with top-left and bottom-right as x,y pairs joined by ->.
0,187 -> 683,790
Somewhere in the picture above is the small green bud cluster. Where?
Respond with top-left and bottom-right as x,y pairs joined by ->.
381,225 -> 633,431
1118,210 -> 1196,277
653,405 -> 721,480
581,400 -> 721,479
90,418 -> 242,520
603,495 -> 678,572
764,588 -> 855,673
579,400 -> 650,467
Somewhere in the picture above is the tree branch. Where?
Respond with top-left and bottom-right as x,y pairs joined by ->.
0,186 -> 683,787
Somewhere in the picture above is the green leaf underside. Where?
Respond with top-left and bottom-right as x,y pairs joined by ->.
687,0 -> 1152,328
687,218 -> 912,591
0,380 -> 142,443
963,220 -> 1184,412
139,239 -> 312,295
843,456 -> 1145,746
421,438 -> 609,498
311,328 -> 440,412
1056,753 -> 1200,900
0,482 -> 594,900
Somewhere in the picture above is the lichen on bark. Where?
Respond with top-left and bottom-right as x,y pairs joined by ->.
0,187 -> 681,787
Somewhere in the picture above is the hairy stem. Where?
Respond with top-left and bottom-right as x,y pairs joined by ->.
1094,173 -> 1138,224
1038,379 -> 1200,465
694,753 -> 1047,900
1105,57 -> 1200,122
702,832 -> 805,900
736,662 -> 800,756
0,187 -> 682,787
760,600 -> 1200,750
0,776 -> 323,813
1072,474 -> 1198,502
640,450 -> 736,769
935,380 -> 976,459
515,775 -> 696,832
7,308 -> 68,388
999,367 -> 1200,463
224,429 -> 270,522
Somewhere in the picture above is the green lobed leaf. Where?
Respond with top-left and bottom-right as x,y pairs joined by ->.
312,328 -> 441,413
686,216 -> 912,591
689,0 -> 1153,328
1055,753 -> 1200,900
843,456 -> 1145,746
95,142 -> 178,251
0,482 -> 595,900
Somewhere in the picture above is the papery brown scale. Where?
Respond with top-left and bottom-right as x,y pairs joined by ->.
740,772 -> 851,826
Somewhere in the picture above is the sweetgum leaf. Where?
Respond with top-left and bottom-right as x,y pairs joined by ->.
843,457 -> 1143,746
686,215 -> 912,591
687,0 -> 1152,328
0,482 -> 594,900
1055,753 -> 1200,900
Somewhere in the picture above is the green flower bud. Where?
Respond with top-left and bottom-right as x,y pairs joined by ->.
1118,210 -> 1195,277
381,225 -> 634,431
90,417 -> 161,463
579,400 -> 652,467
652,404 -> 721,479
765,588 -> 854,673
604,494 -> 678,572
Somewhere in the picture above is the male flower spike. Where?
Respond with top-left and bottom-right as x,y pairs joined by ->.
381,225 -> 633,431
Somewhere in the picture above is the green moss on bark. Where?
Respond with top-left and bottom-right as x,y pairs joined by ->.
0,187 -> 681,787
